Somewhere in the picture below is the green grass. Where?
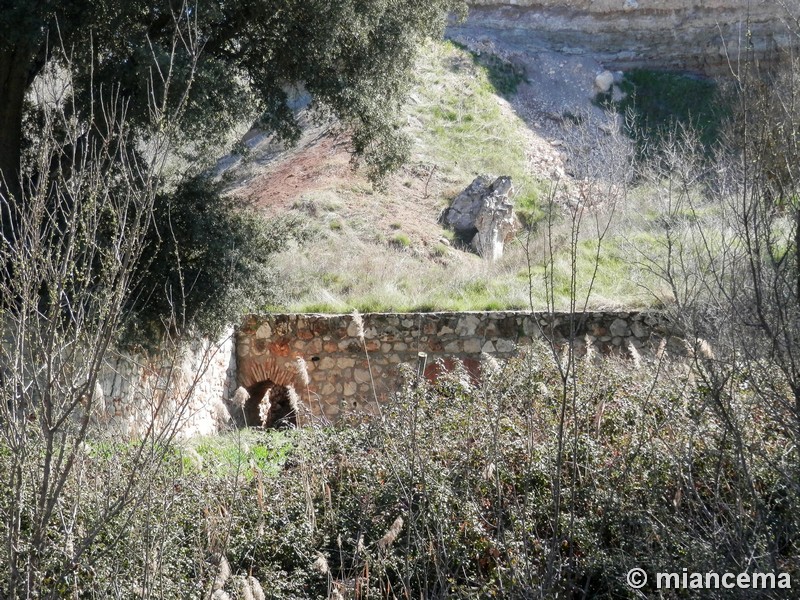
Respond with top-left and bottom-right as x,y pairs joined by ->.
390,232 -> 411,248
269,42 -> 694,314
515,188 -> 544,227
183,429 -> 294,477
407,41 -> 547,221
449,40 -> 527,97
277,219 -> 669,314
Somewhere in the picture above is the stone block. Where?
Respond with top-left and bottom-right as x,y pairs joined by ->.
496,339 -> 515,353
346,320 -> 360,338
427,338 -> 444,352
456,314 -> 480,336
523,319 -> 542,338
463,338 -> 482,353
631,321 -> 648,338
255,322 -> 272,338
610,318 -> 631,337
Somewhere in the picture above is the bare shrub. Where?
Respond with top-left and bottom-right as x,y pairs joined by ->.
0,19 -> 224,598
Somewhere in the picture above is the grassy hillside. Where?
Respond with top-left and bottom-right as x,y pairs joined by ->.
251,41 -> 665,313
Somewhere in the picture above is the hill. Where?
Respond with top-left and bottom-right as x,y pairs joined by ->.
216,40 -> 665,313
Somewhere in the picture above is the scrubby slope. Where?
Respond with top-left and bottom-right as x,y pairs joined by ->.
219,41 -> 664,313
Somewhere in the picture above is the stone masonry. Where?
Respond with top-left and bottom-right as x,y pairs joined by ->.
236,311 -> 678,423
95,328 -> 238,439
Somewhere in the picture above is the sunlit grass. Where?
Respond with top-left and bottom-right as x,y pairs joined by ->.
181,429 -> 294,477
265,41 -> 713,314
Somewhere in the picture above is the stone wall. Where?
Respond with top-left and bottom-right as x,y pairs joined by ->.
455,1 -> 797,73
95,329 -> 238,439
236,311 -> 678,422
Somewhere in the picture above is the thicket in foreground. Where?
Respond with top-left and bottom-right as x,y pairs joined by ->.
3,343 -> 795,598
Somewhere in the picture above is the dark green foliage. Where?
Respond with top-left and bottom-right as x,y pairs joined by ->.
0,0 -> 467,185
0,0 -> 467,336
598,69 -> 729,154
128,176 -> 304,340
5,345 -> 796,598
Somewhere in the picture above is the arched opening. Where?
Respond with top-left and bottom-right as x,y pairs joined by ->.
244,380 -> 297,429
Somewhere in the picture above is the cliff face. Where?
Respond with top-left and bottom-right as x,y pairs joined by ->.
453,1 -> 797,73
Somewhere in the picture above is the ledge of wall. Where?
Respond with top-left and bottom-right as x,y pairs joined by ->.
95,329 -> 238,438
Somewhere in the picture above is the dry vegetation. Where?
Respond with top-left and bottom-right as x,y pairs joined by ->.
4,6 -> 800,598
4,343 -> 796,598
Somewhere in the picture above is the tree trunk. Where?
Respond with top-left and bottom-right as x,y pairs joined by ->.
0,48 -> 33,203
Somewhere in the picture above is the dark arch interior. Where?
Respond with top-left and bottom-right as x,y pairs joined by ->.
244,380 -> 297,429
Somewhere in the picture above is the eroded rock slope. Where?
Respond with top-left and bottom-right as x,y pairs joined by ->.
455,0 -> 797,73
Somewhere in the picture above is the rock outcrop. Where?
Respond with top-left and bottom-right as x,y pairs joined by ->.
454,1 -> 798,74
441,176 -> 519,260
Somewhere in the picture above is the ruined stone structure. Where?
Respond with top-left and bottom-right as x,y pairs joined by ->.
236,311 -> 678,423
95,330 -> 238,439
94,311 -> 682,436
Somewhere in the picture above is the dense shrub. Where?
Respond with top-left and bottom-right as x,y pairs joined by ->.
127,176 -> 305,342
597,69 -> 729,155
2,342 -> 796,598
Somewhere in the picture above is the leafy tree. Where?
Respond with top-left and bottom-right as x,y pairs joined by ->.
129,176 -> 307,341
0,0 -> 466,333
0,0 -> 466,194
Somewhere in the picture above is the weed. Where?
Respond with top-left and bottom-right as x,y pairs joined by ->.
188,429 -> 294,477
440,229 -> 456,242
390,232 -> 412,248
515,188 -> 543,228
407,41 -> 544,206
450,41 -> 527,96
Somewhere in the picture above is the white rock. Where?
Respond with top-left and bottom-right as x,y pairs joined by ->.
594,70 -> 614,93
440,176 -> 520,261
